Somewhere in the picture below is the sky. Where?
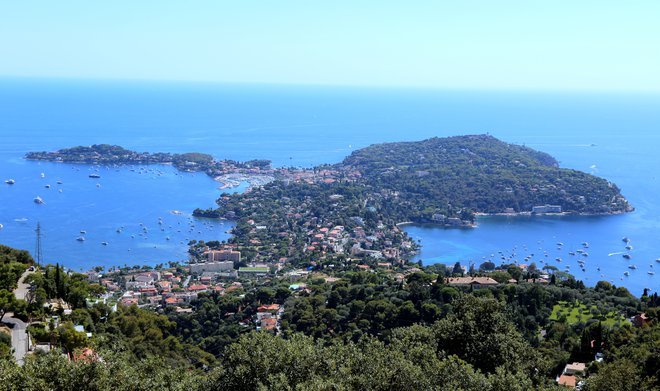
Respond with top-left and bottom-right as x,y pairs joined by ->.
1,1 -> 659,91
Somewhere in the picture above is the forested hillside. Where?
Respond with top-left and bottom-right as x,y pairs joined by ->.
337,135 -> 631,220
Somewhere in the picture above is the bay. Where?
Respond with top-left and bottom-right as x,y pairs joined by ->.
0,77 -> 659,293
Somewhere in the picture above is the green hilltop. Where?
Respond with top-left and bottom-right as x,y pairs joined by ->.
336,134 -> 631,221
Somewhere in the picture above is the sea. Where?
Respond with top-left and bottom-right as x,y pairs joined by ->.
1,78 -> 659,294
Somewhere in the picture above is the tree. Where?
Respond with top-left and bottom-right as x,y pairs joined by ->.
583,359 -> 646,391
54,263 -> 62,299
0,289 -> 17,322
432,295 -> 537,374
58,322 -> 87,355
452,262 -> 463,276
479,261 -> 496,271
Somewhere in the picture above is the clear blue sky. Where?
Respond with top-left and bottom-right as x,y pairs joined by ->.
1,1 -> 659,91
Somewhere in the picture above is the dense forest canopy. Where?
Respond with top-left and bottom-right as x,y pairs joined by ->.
336,134 -> 631,218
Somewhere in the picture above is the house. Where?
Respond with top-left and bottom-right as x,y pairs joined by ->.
187,284 -> 209,292
257,304 -> 281,313
200,275 -> 213,284
557,374 -> 576,388
190,261 -> 234,274
138,287 -> 158,296
446,217 -> 462,226
238,266 -> 269,276
260,317 -> 277,331
632,313 -> 651,327
563,362 -> 586,376
445,277 -> 499,287
524,278 -> 550,284
532,204 -> 562,214
164,297 -> 178,306
206,249 -> 241,263
120,298 -> 139,307
78,327 -> 92,338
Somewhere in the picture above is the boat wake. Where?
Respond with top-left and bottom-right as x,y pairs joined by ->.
608,251 -> 625,256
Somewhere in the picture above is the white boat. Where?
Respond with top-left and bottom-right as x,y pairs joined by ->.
625,245 -> 633,250
622,237 -> 630,243
40,173 -> 45,178
624,271 -> 630,276
0,224 -> 3,229
582,242 -> 589,248
44,184 -> 50,188
628,265 -> 637,269
33,196 -> 45,204
649,271 -> 655,275
76,236 -> 85,242
89,173 -> 101,179
101,241 -> 108,246
80,230 -> 86,234
623,254 -> 632,259
5,179 -> 15,185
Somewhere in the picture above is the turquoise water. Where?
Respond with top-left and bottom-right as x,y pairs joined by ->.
0,78 -> 659,293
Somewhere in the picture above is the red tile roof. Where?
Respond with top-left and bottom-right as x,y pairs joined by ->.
261,317 -> 277,330
257,304 -> 280,312
557,374 -> 576,388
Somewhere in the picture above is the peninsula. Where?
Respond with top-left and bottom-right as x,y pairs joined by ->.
26,135 -> 632,269
10,138 -> 654,391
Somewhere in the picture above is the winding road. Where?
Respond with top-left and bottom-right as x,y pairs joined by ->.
3,314 -> 28,365
3,269 -> 34,365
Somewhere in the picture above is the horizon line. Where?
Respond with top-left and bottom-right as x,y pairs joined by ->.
1,74 -> 660,95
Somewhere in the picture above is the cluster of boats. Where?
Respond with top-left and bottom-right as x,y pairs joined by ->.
480,235 -> 657,285
7,170 -> 104,205
76,230 -> 108,246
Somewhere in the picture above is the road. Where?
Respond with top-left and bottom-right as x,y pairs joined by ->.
14,269 -> 34,301
3,313 -> 28,365
3,269 -> 34,365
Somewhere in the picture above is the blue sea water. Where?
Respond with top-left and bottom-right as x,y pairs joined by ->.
0,78 -> 659,294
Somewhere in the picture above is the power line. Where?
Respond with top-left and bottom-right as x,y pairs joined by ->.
35,222 -> 43,267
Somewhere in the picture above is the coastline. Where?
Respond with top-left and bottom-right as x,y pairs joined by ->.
213,173 -> 275,191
